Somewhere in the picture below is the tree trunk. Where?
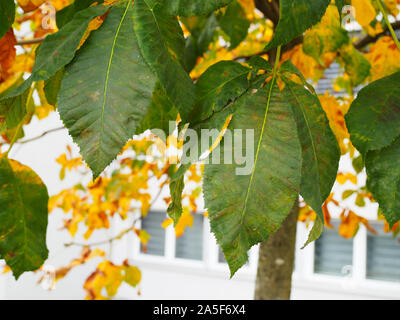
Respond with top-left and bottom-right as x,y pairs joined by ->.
254,199 -> 299,300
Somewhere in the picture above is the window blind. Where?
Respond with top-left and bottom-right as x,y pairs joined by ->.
314,225 -> 354,276
175,214 -> 204,261
140,211 -> 166,256
367,223 -> 400,282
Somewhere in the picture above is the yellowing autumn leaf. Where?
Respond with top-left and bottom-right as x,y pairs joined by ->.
238,0 -> 256,19
337,172 -> 358,185
365,36 -> 400,81
174,208 -> 194,237
84,260 -> 141,300
56,152 -> 84,180
281,44 -> 330,82
352,0 -> 376,27
78,12 -> 109,50
124,260 -> 141,287
0,29 -> 16,84
17,0 -> 46,13
339,210 -> 377,239
319,92 -> 353,154
384,0 -> 400,16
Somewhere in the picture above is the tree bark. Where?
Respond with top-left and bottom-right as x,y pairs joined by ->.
254,199 -> 299,300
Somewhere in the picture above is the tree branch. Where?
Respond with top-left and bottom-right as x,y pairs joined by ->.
16,36 -> 46,46
17,126 -> 66,144
354,21 -> 400,50
254,0 -> 280,25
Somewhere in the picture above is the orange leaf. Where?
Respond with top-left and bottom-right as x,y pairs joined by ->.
0,29 -> 16,84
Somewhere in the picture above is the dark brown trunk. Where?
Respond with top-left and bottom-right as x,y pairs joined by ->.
254,199 -> 299,300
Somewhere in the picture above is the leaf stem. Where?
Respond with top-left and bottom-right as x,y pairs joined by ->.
376,0 -> 400,51
4,121 -> 23,157
272,46 -> 282,76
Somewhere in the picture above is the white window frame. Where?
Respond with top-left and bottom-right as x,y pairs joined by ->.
293,220 -> 400,298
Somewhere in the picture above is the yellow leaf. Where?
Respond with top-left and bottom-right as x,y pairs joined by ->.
364,36 -> 400,82
337,172 -> 358,185
123,261 -> 141,288
174,208 -> 194,237
161,218 -> 173,229
352,0 -> 376,27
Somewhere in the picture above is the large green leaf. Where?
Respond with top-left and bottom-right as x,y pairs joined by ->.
167,175 -> 185,225
190,60 -> 251,124
133,0 -> 195,122
0,0 -> 15,39
283,80 -> 340,244
162,0 -> 232,17
366,137 -> 400,227
266,0 -> 331,50
345,71 -> 400,158
32,5 -> 109,82
217,0 -> 250,50
59,3 -> 156,179
204,82 -> 302,276
0,157 -> 49,279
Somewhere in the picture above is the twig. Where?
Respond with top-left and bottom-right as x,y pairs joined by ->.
17,126 -> 66,144
16,37 -> 46,46
64,220 -> 140,248
64,182 -> 168,248
354,21 -> 400,50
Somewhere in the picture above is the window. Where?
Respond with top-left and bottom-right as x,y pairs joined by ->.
141,211 -> 166,256
175,214 -> 204,261
140,210 -> 204,261
314,225 -> 353,276
367,223 -> 400,282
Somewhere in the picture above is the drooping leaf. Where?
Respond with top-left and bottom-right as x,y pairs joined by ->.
167,175 -> 185,225
43,68 -> 64,106
303,5 -> 349,65
265,0 -> 331,50
162,0 -> 232,17
217,0 -> 250,50
0,0 -> 15,40
32,5 -> 109,82
59,3 -> 156,178
204,82 -> 302,276
338,43 -> 371,86
133,0 -> 195,122
190,60 -> 251,124
345,71 -> 400,158
0,157 -> 49,279
283,80 -> 340,245
366,136 -> 400,227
